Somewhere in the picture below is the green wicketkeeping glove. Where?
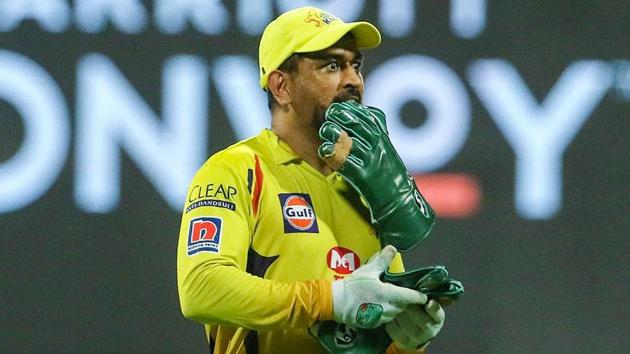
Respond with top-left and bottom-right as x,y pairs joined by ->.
318,101 -> 435,252
310,265 -> 464,354
385,300 -> 445,351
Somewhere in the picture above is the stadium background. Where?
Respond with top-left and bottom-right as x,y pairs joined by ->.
1,1 -> 628,353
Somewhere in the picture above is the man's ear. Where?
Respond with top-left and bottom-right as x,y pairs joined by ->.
267,70 -> 291,106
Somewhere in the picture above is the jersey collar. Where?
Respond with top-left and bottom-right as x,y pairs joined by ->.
264,129 -> 302,165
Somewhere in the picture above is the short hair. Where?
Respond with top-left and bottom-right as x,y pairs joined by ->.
266,53 -> 302,110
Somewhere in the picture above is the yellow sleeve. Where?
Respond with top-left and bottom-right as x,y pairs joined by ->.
177,155 -> 332,331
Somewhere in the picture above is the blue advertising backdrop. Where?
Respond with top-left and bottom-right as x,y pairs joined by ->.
1,1 -> 629,353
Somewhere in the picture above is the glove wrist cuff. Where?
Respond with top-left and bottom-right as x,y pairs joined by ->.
388,341 -> 430,354
331,280 -> 345,323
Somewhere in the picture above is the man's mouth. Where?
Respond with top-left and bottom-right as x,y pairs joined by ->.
333,95 -> 361,103
333,90 -> 362,104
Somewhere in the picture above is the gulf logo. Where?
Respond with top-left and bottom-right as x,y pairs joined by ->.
278,193 -> 319,233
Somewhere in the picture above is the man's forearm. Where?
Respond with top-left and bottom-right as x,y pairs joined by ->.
179,261 -> 333,330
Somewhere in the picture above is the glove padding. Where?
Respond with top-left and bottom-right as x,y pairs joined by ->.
386,300 -> 445,351
311,265 -> 463,354
318,101 -> 435,252
332,246 -> 427,329
381,265 -> 464,307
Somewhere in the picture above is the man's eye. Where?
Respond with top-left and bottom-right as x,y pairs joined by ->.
352,62 -> 362,70
327,62 -> 340,71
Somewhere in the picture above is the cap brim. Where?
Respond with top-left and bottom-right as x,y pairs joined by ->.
296,21 -> 381,53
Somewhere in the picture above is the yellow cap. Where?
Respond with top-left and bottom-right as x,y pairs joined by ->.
258,7 -> 381,88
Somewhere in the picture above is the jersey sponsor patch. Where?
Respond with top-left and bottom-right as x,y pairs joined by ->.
187,217 -> 222,255
278,193 -> 319,233
185,199 -> 236,213
327,247 -> 360,275
188,183 -> 238,202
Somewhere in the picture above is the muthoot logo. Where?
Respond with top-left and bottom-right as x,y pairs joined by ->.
327,247 -> 360,275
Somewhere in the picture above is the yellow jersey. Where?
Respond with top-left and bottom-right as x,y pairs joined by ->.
177,129 -> 404,354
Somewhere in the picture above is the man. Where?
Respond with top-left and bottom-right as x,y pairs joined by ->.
177,7 -> 445,354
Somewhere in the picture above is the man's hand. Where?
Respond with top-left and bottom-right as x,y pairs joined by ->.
332,246 -> 427,329
318,101 -> 435,252
385,300 -> 445,351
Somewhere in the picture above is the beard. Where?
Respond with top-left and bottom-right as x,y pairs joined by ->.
333,87 -> 362,104
313,88 -> 363,129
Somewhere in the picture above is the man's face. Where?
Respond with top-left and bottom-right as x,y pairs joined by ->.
287,35 -> 364,129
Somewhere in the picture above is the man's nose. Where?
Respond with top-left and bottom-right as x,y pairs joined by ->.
341,65 -> 362,88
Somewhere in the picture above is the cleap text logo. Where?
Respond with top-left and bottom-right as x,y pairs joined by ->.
187,217 -> 222,255
327,247 -> 360,275
278,193 -> 319,233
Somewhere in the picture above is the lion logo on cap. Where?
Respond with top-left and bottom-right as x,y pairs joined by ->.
304,9 -> 339,27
